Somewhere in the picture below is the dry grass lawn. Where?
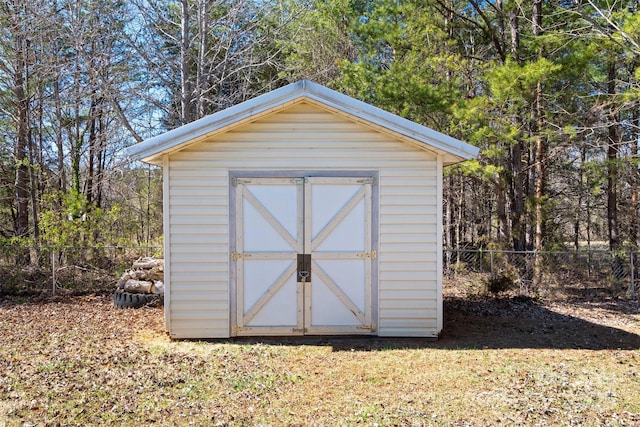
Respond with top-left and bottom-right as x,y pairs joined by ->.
0,292 -> 639,426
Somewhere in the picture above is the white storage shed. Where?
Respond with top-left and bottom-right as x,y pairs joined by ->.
128,80 -> 479,339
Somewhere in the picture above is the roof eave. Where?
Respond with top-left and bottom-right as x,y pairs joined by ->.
126,81 -> 311,162
127,80 -> 480,164
299,84 -> 480,163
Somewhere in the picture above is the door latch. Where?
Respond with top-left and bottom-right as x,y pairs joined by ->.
297,254 -> 311,282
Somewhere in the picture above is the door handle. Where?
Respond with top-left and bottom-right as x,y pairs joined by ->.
297,254 -> 311,282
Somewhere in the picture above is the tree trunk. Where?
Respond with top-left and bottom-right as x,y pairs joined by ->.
508,8 -> 519,59
496,180 -> 509,245
630,90 -> 639,249
507,1 -> 524,251
196,0 -> 209,119
86,96 -> 98,206
607,61 -> 619,251
70,59 -> 83,195
532,0 -> 545,288
95,111 -> 106,209
510,141 -> 526,251
575,146 -> 587,250
180,0 -> 193,124
28,95 -> 40,246
446,176 -> 454,249
53,77 -> 66,194
13,37 -> 29,240
533,0 -> 545,251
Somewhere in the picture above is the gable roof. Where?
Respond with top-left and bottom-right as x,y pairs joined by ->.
127,80 -> 479,166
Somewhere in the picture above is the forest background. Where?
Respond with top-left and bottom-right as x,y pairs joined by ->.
1,0 -> 639,257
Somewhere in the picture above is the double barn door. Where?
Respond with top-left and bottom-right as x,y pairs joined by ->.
232,176 -> 375,335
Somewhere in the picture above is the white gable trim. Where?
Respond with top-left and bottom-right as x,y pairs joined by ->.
127,80 -> 479,165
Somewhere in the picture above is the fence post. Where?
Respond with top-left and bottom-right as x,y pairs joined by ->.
51,249 -> 56,296
631,252 -> 636,299
489,250 -> 494,281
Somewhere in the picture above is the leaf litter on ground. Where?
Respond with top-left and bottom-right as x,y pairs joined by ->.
0,292 -> 638,426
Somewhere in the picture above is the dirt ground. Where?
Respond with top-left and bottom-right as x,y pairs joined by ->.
1,291 -> 639,426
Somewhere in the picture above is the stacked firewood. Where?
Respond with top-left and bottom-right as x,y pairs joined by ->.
116,257 -> 165,295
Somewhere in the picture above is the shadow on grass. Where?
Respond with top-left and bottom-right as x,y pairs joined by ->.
437,296 -> 640,351
231,297 -> 640,351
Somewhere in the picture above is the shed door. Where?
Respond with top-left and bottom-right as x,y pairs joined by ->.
233,176 -> 374,335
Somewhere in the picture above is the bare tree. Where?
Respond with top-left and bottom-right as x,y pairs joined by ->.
130,0 -> 306,125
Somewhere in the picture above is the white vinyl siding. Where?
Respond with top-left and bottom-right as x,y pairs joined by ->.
165,165 -> 229,339
165,102 -> 441,338
378,168 -> 440,337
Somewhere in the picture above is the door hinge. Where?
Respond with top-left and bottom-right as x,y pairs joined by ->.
232,325 -> 248,335
232,177 -> 252,186
232,251 -> 252,261
357,250 -> 376,260
292,327 -> 307,333
357,177 -> 376,185
357,323 -> 376,332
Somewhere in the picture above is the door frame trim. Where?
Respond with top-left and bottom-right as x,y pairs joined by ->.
229,170 -> 379,336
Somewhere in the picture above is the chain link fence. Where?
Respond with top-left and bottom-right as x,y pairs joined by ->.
444,249 -> 639,299
1,246 -> 638,300
0,246 -> 162,296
